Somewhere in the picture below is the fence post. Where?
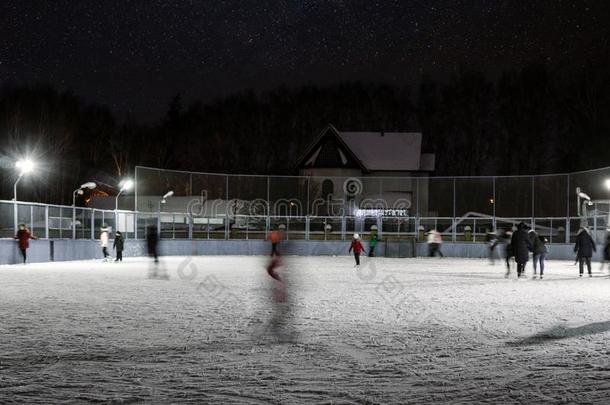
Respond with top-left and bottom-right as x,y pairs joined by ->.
305,216 -> 310,240
531,176 -> 535,227
415,178 -> 419,217
266,176 -> 270,213
452,178 -> 456,242
45,205 -> 50,239
225,175 -> 229,240
306,177 -> 310,217
90,209 -> 95,239
492,177 -> 496,230
566,174 -> 570,243
30,205 -> 34,237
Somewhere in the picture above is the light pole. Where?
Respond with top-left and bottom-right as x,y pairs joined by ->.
72,182 -> 97,239
13,159 -> 35,233
157,191 -> 174,237
115,179 -> 134,234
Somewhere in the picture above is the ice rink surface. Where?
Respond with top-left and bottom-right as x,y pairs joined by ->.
1,255 -> 609,404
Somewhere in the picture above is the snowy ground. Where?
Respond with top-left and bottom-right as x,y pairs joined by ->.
1,255 -> 609,404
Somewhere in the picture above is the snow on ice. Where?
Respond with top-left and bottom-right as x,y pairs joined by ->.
1,256 -> 609,403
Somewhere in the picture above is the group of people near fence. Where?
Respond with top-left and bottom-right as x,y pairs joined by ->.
99,226 -> 124,262
12,222 -> 610,278
486,222 -> 610,279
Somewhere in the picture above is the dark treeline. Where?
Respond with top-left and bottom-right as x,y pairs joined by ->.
1,63 -> 609,205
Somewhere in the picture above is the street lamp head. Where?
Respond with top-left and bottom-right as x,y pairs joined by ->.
577,191 -> 591,201
80,182 -> 97,189
16,159 -> 35,174
119,179 -> 134,192
162,190 -> 174,199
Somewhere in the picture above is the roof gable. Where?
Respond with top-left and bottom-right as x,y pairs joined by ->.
296,124 -> 430,172
296,125 -> 367,171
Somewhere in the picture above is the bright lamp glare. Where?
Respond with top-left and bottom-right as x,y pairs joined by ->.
16,159 -> 35,174
120,179 -> 134,191
81,182 -> 97,189
163,190 -> 174,199
605,179 -> 610,190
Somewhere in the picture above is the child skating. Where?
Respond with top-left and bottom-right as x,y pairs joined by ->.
113,231 -> 124,262
349,233 -> 366,266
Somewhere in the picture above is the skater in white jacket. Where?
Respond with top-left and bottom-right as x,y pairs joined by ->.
100,225 -> 110,261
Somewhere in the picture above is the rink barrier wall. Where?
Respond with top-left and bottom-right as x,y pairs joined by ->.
0,239 -> 601,265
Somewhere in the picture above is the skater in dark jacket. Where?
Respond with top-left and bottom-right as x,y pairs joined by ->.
574,227 -> 596,277
529,230 -> 548,279
113,231 -> 124,262
14,224 -> 38,264
349,233 -> 365,266
511,222 -> 532,278
146,225 -> 159,263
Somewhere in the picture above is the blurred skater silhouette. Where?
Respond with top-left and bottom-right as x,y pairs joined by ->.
260,241 -> 296,342
147,225 -> 168,279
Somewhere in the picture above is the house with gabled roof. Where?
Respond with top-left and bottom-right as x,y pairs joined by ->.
295,124 -> 435,216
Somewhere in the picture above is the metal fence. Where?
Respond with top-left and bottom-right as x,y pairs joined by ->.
4,165 -> 610,244
134,165 -> 610,219
2,199 -> 609,245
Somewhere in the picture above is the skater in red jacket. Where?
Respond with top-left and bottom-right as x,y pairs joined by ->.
14,224 -> 38,264
349,233 -> 366,266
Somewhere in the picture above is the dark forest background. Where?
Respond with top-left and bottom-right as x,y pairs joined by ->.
1,63 -> 609,205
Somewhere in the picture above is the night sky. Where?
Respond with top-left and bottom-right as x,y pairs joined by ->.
3,0 -> 609,121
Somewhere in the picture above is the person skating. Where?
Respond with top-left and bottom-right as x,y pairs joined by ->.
146,225 -> 159,263
100,225 -> 111,261
427,229 -> 444,257
14,224 -> 38,264
528,229 -> 548,279
113,231 -> 124,262
485,231 -> 499,265
368,233 -> 378,257
349,233 -> 366,266
269,228 -> 282,257
574,226 -> 596,278
501,227 -> 514,277
511,222 -> 532,279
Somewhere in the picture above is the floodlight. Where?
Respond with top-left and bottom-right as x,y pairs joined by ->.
120,179 -> 134,191
15,159 -> 35,174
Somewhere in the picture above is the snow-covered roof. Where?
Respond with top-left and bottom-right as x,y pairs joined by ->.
337,131 -> 423,171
